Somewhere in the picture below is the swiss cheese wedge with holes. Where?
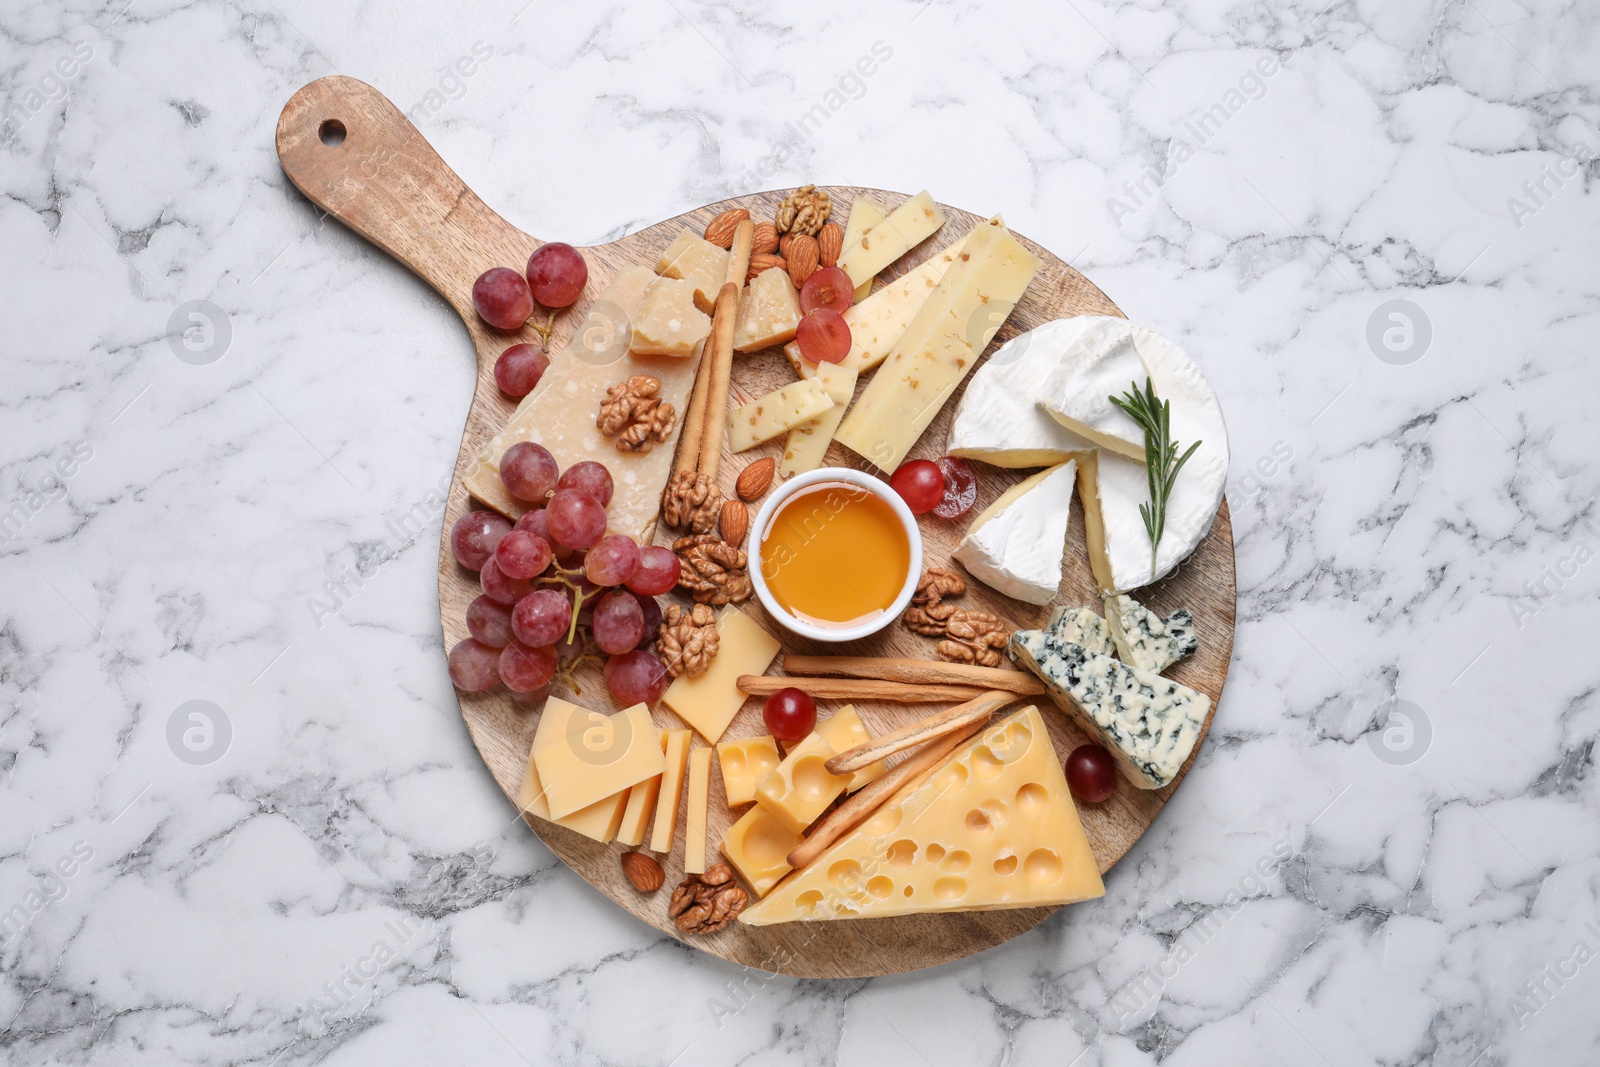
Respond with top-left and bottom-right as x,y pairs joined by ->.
739,706 -> 1103,924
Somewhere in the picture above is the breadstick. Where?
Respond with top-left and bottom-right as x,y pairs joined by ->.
783,656 -> 1044,696
825,690 -> 1014,774
673,340 -> 715,479
735,676 -> 989,704
698,282 -> 739,486
725,219 -> 754,290
787,718 -> 990,870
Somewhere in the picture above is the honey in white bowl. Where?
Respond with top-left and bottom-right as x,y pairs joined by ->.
758,481 -> 912,630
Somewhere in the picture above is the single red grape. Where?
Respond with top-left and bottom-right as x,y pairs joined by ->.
632,592 -> 662,646
512,588 -> 573,648
451,510 -> 512,570
799,267 -> 854,316
604,650 -> 669,705
479,557 -> 532,605
448,638 -> 501,691
499,442 -> 559,503
890,459 -> 944,514
1065,744 -> 1118,803
545,488 -> 607,550
795,308 -> 852,364
494,342 -> 549,397
493,529 -> 553,580
525,242 -> 588,308
931,456 -> 978,520
557,460 -> 614,507
625,545 -> 680,596
591,589 -> 645,655
499,639 -> 557,694
465,595 -> 515,648
516,508 -> 578,562
763,688 -> 817,745
473,267 -> 534,330
585,534 -> 640,587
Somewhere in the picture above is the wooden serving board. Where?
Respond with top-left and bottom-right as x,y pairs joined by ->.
277,76 -> 1236,979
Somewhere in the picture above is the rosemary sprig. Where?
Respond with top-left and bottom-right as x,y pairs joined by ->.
1109,377 -> 1202,571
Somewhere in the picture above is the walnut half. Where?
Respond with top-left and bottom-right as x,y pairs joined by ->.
598,374 -> 676,453
668,864 -> 748,934
938,608 -> 1010,669
674,534 -> 753,607
903,566 -> 966,635
658,602 -> 719,679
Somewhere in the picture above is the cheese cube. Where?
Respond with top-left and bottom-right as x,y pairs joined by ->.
733,267 -> 802,353
615,731 -> 671,847
684,747 -> 713,874
716,735 -> 781,806
631,277 -> 711,357
836,190 -> 945,288
727,378 -> 834,453
754,733 -> 850,833
779,360 -> 857,478
813,705 -> 887,791
834,217 -> 1040,472
662,607 -> 781,742
720,806 -> 803,897
656,228 -> 729,314
649,729 -> 693,854
840,197 -> 888,301
532,703 -> 664,819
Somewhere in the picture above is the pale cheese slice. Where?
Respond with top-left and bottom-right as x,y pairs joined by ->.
661,606 -> 781,743
517,696 -> 631,842
721,805 -> 802,897
812,705 -> 887,791
836,190 -> 946,288
656,228 -> 729,314
840,198 -> 887,301
649,729 -> 693,854
733,267 -> 802,353
727,378 -> 834,453
716,735 -> 781,807
740,707 -> 1104,924
1037,324 -> 1148,459
684,747 -> 712,874
532,703 -> 664,819
779,360 -> 857,477
631,276 -> 711,357
951,461 -> 1078,605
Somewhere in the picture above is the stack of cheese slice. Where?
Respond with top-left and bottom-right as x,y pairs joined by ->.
947,316 -> 1229,593
740,706 -> 1104,924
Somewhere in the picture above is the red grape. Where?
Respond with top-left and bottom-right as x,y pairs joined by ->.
604,650 -> 669,705
625,545 -> 680,596
633,592 -> 662,645
493,529 -> 553,580
890,459 -> 944,514
799,267 -> 854,316
932,456 -> 978,520
479,557 -> 532,605
546,488 -> 607,550
465,595 -> 515,648
448,638 -> 501,691
585,534 -> 640,587
591,589 -> 644,654
557,460 -> 614,507
763,688 -> 817,745
516,508 -> 578,562
795,307 -> 852,364
525,242 -> 588,308
494,342 -> 549,397
473,267 -> 534,330
499,442 -> 559,503
499,639 -> 557,694
451,510 -> 512,570
1065,744 -> 1118,803
512,588 -> 574,647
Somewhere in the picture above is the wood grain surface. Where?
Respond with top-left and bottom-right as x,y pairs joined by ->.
277,75 -> 1236,979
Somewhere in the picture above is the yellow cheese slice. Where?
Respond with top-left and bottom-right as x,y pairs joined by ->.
740,706 -> 1105,924
840,197 -> 887,301
716,735 -> 781,807
532,703 -> 664,819
662,606 -> 781,742
616,731 -> 671,847
778,360 -> 857,477
648,729 -> 693,854
753,732 -> 849,833
656,228 -> 729,314
813,705 -> 887,791
720,805 -> 803,897
834,217 -> 1039,473
517,697 -> 629,842
836,190 -> 946,290
727,378 -> 834,453
733,267 -> 802,353
684,747 -> 713,874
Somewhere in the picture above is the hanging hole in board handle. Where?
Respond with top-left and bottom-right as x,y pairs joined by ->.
318,119 -> 346,147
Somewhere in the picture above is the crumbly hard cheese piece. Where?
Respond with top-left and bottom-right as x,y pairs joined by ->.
834,216 -> 1040,472
532,703 -> 665,819
656,228 -> 730,313
753,732 -> 850,833
812,705 -> 887,791
951,461 -> 1077,606
517,697 -> 629,843
662,606 -> 782,743
733,267 -> 803,353
1104,594 -> 1199,674
1046,605 -> 1116,657
839,198 -> 887,301
779,359 -> 857,477
684,747 -> 713,874
727,378 -> 834,453
649,729 -> 694,854
1009,629 -> 1209,789
741,707 -> 1104,925
716,735 -> 781,807
836,190 -> 946,289
720,805 -> 803,897
631,277 -> 712,357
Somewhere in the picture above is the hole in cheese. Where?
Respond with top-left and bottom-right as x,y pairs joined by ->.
933,876 -> 967,901
796,889 -> 824,913
828,859 -> 863,890
994,854 -> 1019,876
1015,783 -> 1048,812
792,755 -> 837,802
1025,848 -> 1064,885
867,876 -> 894,899
942,849 -> 971,872
745,817 -> 796,865
863,805 -> 902,836
966,809 -> 993,833
925,843 -> 946,864
886,839 -> 917,867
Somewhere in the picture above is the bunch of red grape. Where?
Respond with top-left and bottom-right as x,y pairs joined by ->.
475,242 -> 591,398
446,445 -> 682,707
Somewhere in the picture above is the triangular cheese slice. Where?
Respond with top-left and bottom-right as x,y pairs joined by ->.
1037,323 -> 1148,459
1104,593 -> 1198,674
740,707 -> 1104,925
951,461 -> 1079,605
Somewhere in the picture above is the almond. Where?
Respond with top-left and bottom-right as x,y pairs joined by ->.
751,222 -> 779,256
747,252 -> 786,283
735,457 -> 776,501
817,222 -> 843,269
704,209 -> 749,250
719,498 -> 750,548
787,235 -> 820,287
778,233 -> 793,256
621,851 -> 665,893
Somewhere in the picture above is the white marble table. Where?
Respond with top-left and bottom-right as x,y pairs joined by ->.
3,1 -> 1597,1063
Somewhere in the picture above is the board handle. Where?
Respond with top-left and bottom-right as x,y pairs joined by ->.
276,75 -> 535,320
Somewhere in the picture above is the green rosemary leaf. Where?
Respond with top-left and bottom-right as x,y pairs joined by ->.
1109,376 -> 1202,571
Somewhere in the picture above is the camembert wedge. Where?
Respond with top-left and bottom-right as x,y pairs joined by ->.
951,461 -> 1078,605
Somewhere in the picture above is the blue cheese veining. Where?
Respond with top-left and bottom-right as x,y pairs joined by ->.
1104,594 -> 1199,674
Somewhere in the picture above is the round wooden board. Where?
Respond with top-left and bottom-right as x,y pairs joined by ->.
278,77 -> 1236,979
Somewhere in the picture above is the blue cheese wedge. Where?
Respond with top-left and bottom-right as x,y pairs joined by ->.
1046,605 -> 1115,657
1009,629 -> 1209,789
1104,594 -> 1198,674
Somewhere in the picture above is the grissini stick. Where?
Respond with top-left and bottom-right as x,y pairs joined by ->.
825,690 -> 1014,775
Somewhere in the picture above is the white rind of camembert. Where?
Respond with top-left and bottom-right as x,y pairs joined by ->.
950,461 -> 1077,605
1009,628 -> 1209,789
1104,594 -> 1198,674
1037,323 -> 1148,459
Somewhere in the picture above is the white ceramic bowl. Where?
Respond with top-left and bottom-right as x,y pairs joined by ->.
748,466 -> 923,643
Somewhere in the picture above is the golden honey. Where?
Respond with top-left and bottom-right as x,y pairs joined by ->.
759,482 -> 911,629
